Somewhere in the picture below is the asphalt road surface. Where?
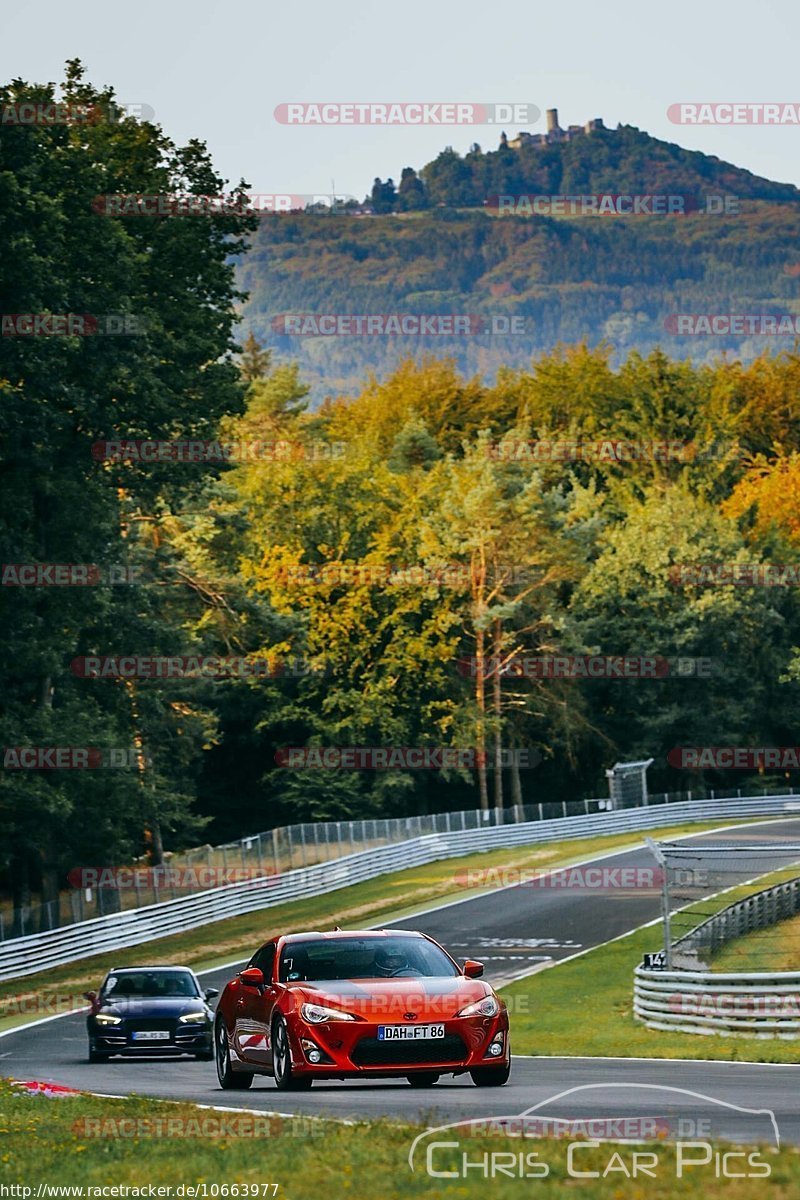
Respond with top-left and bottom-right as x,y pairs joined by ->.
3,817 -> 800,1144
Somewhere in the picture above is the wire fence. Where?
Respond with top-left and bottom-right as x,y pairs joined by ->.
2,782 -> 795,941
648,831 -> 800,970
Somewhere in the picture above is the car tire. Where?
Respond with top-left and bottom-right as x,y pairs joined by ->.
88,1043 -> 108,1064
215,1018 -> 253,1089
272,1016 -> 313,1091
406,1072 -> 440,1087
470,1060 -> 511,1087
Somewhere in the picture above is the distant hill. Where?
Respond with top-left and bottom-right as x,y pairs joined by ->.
236,122 -> 800,402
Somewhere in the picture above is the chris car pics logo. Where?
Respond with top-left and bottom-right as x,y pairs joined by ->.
408,1084 -> 779,1180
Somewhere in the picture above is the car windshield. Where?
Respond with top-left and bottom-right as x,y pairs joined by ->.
278,936 -> 458,982
102,971 -> 200,999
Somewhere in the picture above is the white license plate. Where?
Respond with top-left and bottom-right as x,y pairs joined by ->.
131,1030 -> 171,1041
377,1024 -> 445,1041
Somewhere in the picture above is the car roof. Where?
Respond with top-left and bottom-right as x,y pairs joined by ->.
106,965 -> 196,974
280,929 -> 424,943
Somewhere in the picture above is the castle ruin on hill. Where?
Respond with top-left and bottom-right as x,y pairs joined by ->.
502,108 -> 604,150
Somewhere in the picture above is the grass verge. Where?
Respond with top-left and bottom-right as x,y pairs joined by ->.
711,911 -> 800,972
0,1079 -> 797,1198
0,818 -> 769,1033
502,919 -> 800,1062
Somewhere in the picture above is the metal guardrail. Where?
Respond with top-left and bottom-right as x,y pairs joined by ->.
0,793 -> 796,982
3,798 -> 613,939
671,875 -> 800,969
5,785 -> 788,939
634,966 -> 800,1036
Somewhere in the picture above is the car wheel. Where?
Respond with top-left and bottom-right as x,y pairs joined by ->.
88,1043 -> 108,1064
272,1016 -> 313,1091
406,1072 -> 439,1087
215,1017 -> 253,1089
470,1060 -> 511,1087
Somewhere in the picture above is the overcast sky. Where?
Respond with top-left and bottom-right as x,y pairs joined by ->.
3,0 -> 800,197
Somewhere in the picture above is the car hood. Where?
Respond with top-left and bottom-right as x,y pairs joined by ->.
97,997 -> 209,1020
287,977 -> 495,1021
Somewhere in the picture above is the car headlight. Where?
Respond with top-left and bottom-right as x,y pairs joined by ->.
178,1011 -> 209,1024
94,1014 -> 122,1026
301,1003 -> 357,1023
455,996 -> 499,1018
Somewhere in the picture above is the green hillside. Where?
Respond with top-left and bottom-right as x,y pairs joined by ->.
237,124 -> 800,401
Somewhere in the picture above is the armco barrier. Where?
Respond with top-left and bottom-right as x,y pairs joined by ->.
634,966 -> 800,1037
0,794 -> 796,982
672,875 -> 800,968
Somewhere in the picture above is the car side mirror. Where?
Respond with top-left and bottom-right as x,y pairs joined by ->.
463,959 -> 484,978
239,967 -> 265,988
83,991 -> 98,1003
204,987 -> 219,1001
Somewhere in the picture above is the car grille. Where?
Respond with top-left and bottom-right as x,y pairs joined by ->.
125,1018 -> 178,1033
351,1034 -> 467,1066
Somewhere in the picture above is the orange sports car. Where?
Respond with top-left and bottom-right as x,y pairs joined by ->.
214,928 -> 510,1090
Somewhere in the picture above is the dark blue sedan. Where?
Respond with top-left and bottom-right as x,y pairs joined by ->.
85,966 -> 218,1062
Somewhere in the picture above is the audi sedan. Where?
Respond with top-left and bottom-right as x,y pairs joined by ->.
213,928 -> 510,1090
85,966 -> 218,1062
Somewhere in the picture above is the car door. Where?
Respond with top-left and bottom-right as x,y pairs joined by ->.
233,942 -> 277,1065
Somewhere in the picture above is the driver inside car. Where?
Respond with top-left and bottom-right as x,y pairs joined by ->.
374,946 -> 414,976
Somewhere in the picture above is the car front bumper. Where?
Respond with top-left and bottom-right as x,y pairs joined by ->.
284,1013 -> 509,1077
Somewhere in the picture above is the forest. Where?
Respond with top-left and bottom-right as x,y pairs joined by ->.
3,66 -> 800,912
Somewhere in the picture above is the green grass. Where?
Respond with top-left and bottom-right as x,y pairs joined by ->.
502,922 -> 800,1062
0,818 -> 767,1033
671,864 -> 800,954
0,1080 -> 798,1199
712,911 -> 800,973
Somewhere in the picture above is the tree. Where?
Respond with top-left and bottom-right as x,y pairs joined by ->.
238,331 -> 272,383
0,60 -> 256,915
397,167 -> 427,211
370,177 -> 397,214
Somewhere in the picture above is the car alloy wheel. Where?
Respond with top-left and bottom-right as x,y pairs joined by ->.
272,1016 -> 312,1090
215,1017 -> 253,1090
